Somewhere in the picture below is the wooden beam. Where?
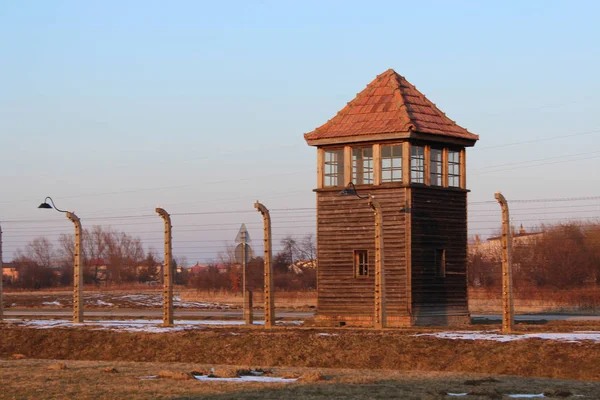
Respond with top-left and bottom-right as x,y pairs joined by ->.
344,145 -> 352,186
316,147 -> 324,189
460,149 -> 467,189
402,142 -> 410,184
424,145 -> 431,186
442,148 -> 449,188
373,143 -> 381,185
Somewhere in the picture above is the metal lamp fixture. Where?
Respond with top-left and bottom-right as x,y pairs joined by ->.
339,182 -> 370,200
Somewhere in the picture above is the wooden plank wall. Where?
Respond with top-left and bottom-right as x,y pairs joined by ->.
316,187 -> 408,317
410,187 -> 469,320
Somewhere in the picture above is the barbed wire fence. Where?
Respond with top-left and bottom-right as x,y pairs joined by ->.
1,194 -> 599,323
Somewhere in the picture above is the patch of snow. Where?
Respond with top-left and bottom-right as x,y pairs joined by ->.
507,395 -> 545,399
193,375 -> 297,383
316,333 -> 339,337
7,318 -> 298,333
447,393 -> 468,397
138,375 -> 159,380
278,320 -> 304,326
42,301 -> 62,306
94,300 -> 114,306
414,331 -> 600,344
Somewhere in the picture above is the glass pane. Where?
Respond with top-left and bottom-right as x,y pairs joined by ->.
381,146 -> 391,158
381,144 -> 402,183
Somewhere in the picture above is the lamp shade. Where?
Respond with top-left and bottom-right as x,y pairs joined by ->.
339,187 -> 358,196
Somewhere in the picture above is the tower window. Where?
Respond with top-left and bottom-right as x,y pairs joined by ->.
354,250 -> 369,277
411,145 -> 425,183
324,149 -> 345,187
381,144 -> 403,182
448,150 -> 460,187
352,147 -> 373,185
430,148 -> 443,186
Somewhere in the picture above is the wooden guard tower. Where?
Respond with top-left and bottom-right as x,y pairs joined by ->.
304,69 -> 479,326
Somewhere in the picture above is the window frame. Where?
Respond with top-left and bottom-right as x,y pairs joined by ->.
380,143 -> 403,183
448,150 -> 461,188
429,148 -> 443,186
323,148 -> 345,187
410,145 -> 425,184
353,249 -> 369,278
352,146 -> 374,185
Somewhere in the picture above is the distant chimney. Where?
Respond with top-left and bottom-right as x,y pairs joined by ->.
519,224 -> 526,235
475,234 -> 481,244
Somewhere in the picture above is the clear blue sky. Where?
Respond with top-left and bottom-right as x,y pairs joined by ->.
1,1 -> 599,263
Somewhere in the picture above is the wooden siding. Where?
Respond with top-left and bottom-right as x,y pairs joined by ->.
410,187 -> 469,320
316,187 -> 409,318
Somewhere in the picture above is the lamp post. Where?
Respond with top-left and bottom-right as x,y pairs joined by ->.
38,197 -> 83,323
340,183 -> 386,329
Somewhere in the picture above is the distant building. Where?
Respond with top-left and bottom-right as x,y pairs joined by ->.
189,263 -> 229,274
470,225 -> 544,260
2,262 -> 19,283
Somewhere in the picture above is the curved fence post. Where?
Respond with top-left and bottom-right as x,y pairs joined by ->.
66,212 -> 83,323
369,197 -> 386,329
156,208 -> 174,326
254,201 -> 274,328
495,192 -> 514,333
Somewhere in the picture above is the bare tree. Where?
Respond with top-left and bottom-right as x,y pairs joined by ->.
24,237 -> 55,268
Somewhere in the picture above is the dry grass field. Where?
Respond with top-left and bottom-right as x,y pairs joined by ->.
469,287 -> 600,314
2,358 -> 599,400
178,289 -> 317,309
3,288 -> 317,310
5,286 -> 599,313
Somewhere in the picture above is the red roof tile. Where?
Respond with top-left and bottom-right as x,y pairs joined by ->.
304,69 -> 478,144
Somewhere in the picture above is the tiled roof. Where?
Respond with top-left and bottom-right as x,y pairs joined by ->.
304,69 -> 478,144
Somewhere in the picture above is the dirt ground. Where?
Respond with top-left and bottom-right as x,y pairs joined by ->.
2,358 -> 599,400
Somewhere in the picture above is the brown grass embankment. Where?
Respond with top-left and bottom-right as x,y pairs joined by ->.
1,324 -> 599,381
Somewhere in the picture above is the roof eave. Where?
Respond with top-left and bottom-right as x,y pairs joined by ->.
305,130 -> 478,147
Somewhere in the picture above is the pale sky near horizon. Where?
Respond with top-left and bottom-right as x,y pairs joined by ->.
1,1 -> 599,263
